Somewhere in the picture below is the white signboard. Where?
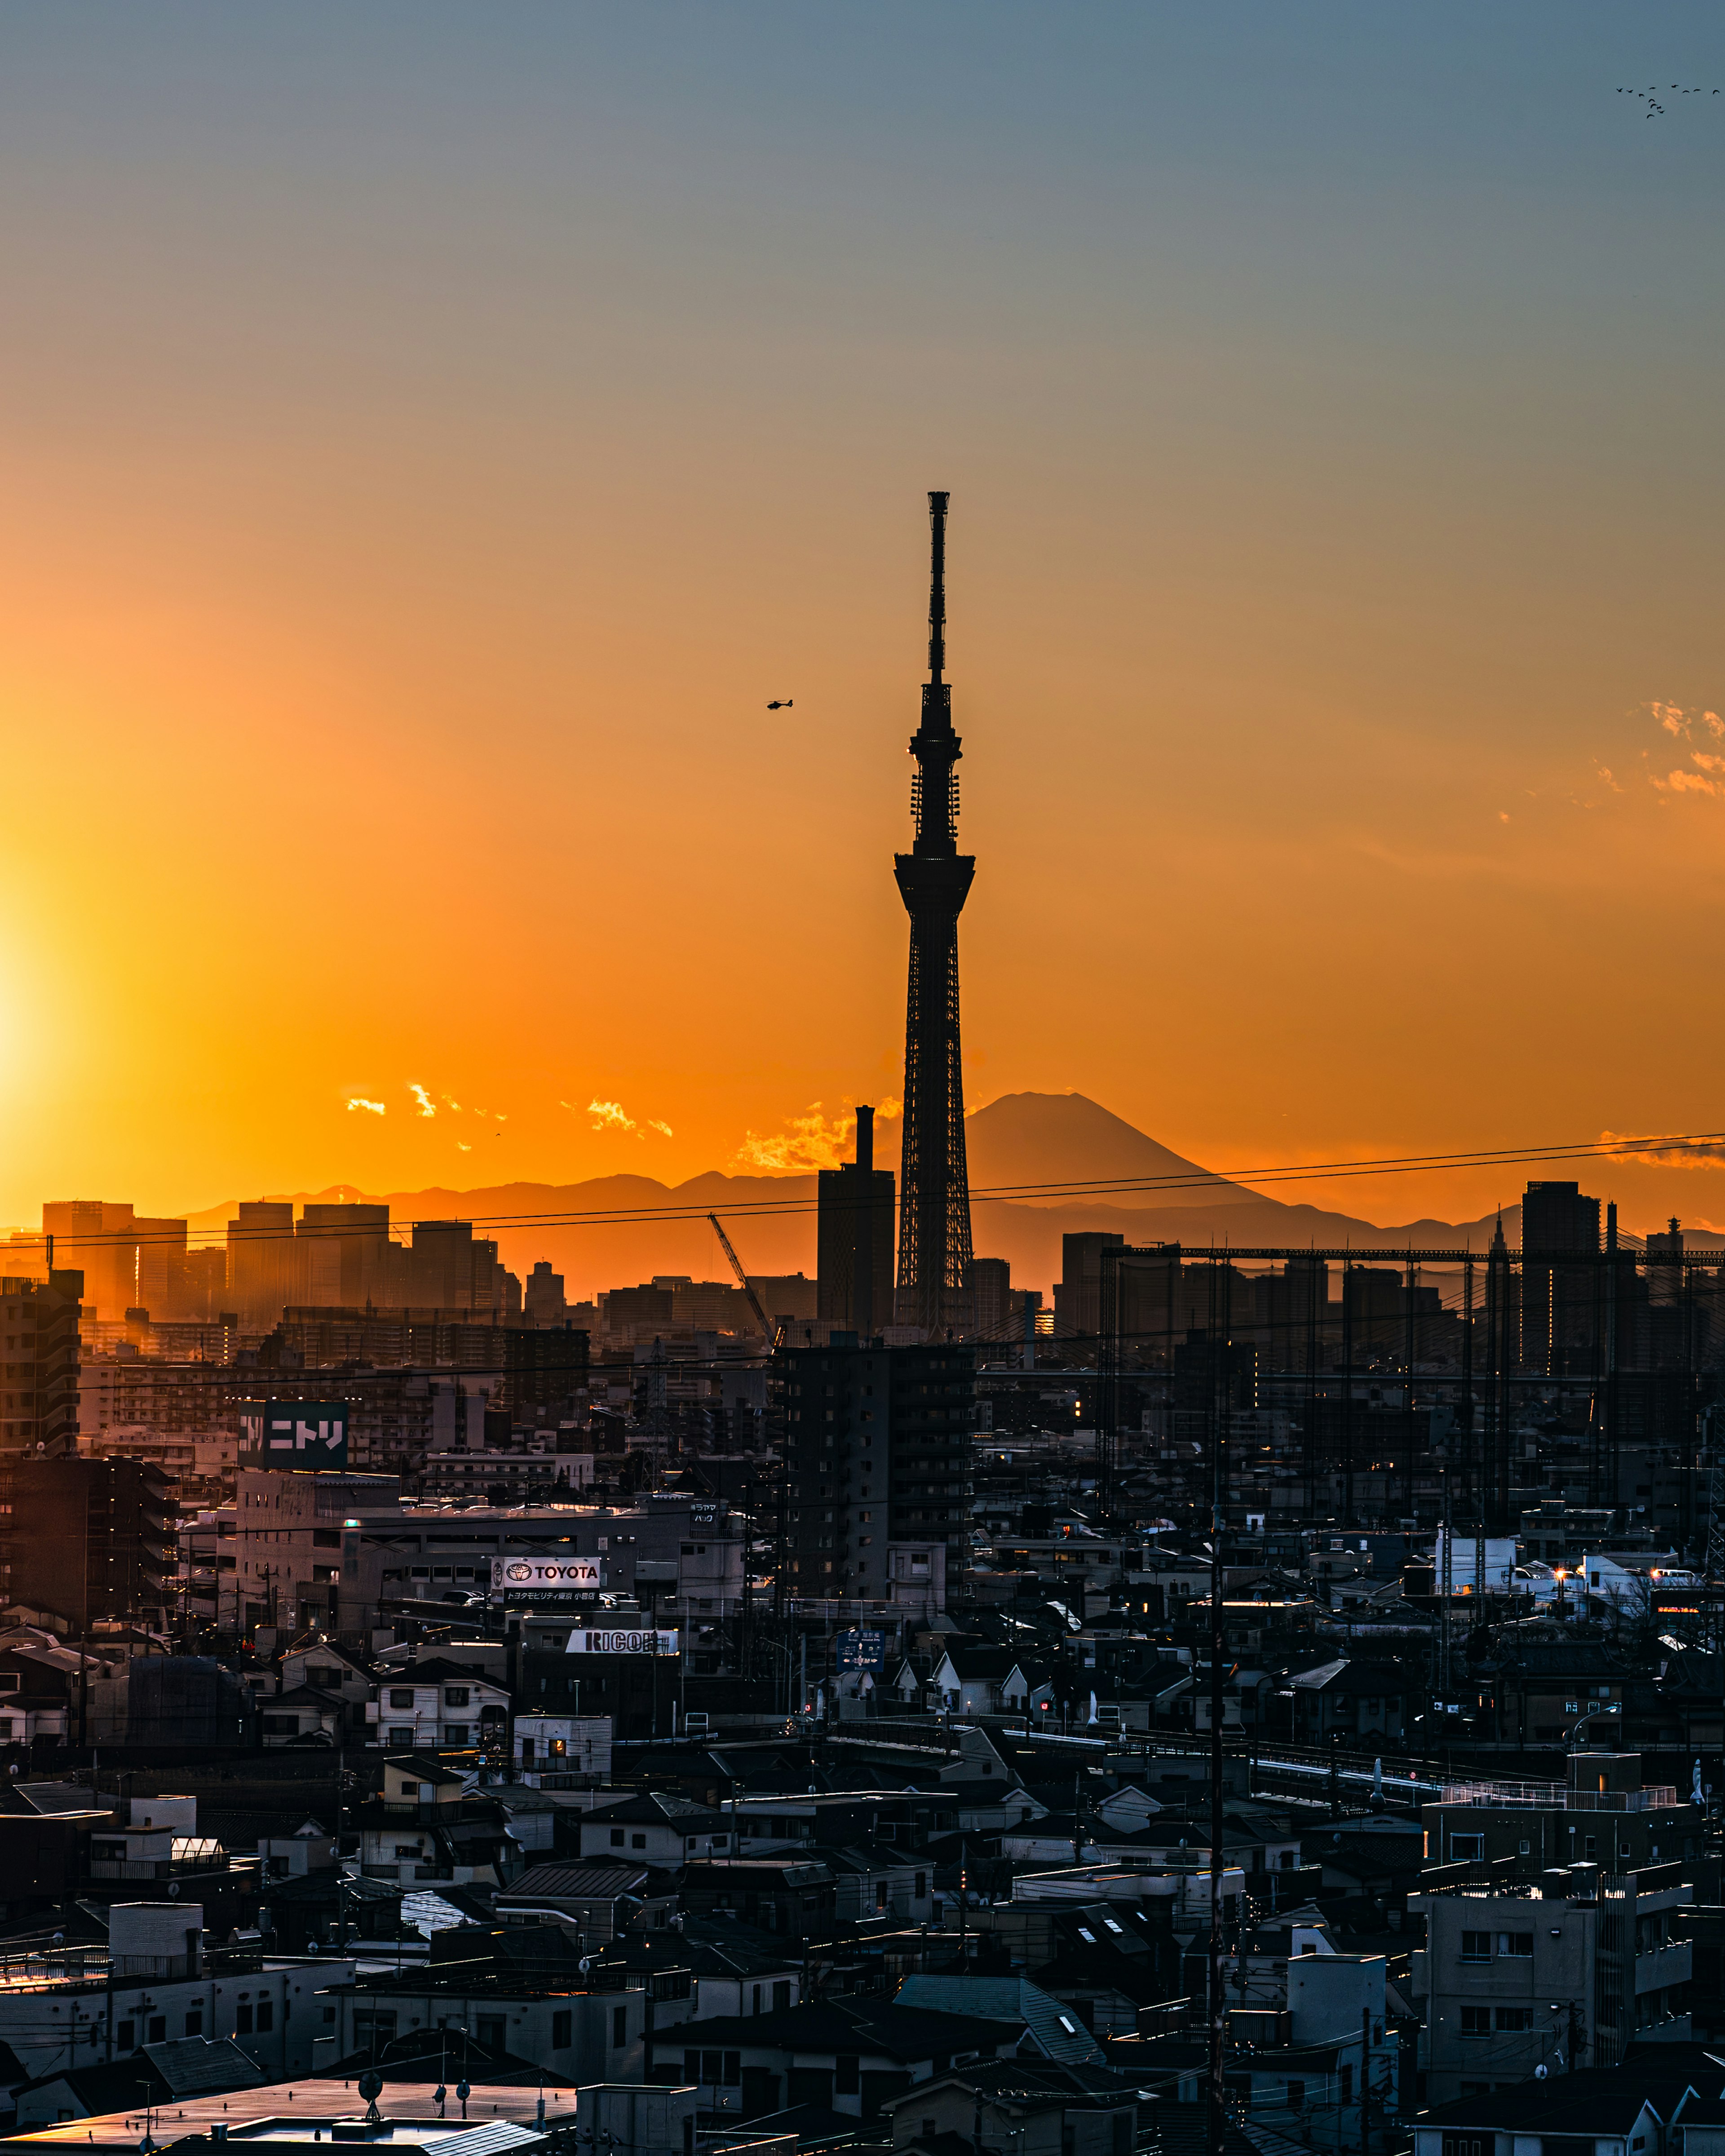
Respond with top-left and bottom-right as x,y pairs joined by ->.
491,1557 -> 605,1597
566,1627 -> 679,1656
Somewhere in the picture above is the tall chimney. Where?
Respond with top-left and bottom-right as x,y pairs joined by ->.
856,1105 -> 874,1174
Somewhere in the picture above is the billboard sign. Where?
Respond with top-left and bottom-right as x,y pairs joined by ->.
836,1628 -> 888,1673
241,1403 -> 349,1471
491,1557 -> 605,1605
565,1627 -> 679,1656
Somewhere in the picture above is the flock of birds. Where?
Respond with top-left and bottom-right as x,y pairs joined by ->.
1620,84 -> 1720,116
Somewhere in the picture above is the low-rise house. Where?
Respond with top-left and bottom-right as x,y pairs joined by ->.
1411,2072 -> 1684,2156
578,1791 -> 733,1866
257,1685 -> 344,1748
367,1659 -> 511,1752
0,1904 -> 355,2103
648,1997 -> 1017,2121
1284,1660 -> 1408,1746
325,1921 -> 650,2084
513,1711 -> 611,1780
12,2036 -> 265,2128
279,1639 -> 375,1745
355,1755 -> 518,1887
678,1855 -> 838,1939
493,1861 -> 673,1948
883,2056 -> 1147,2156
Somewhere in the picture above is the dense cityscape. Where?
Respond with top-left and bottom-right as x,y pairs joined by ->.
0,489 -> 1717,2156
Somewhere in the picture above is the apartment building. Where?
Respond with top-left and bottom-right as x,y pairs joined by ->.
1411,1860 -> 1693,2102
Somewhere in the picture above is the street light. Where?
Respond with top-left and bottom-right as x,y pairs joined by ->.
1568,1702 -> 1622,1751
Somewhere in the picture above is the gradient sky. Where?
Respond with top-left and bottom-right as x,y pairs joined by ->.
4,3 -> 1725,1238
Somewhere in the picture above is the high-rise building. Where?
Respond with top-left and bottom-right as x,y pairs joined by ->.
963,1256 -> 1011,1339
524,1261 -> 568,1327
42,1201 -> 140,1320
298,1203 -> 394,1308
782,1337 -> 971,1600
0,1271 -> 83,1453
1053,1231 -> 1126,1337
1521,1180 -> 1601,1378
817,1105 -> 896,1338
0,1454 -> 174,1630
227,1200 -> 297,1327
894,492 -> 975,1336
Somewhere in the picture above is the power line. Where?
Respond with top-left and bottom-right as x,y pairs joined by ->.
19,1124 -> 1725,1255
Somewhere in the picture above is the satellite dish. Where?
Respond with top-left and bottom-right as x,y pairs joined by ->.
358,2072 -> 383,2102
456,2082 -> 471,2103
167,1883 -> 180,1900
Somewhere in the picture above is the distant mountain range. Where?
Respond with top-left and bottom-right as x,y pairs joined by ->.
181,1090 -> 1586,1299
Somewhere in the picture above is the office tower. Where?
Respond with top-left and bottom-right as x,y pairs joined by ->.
0,1271 -> 83,1453
402,1219 -> 510,1313
894,491 -> 975,1336
782,1336 -> 972,1600
524,1261 -> 569,1327
1054,1231 -> 1126,1337
227,1200 -> 297,1326
964,1256 -> 1011,1339
817,1105 -> 896,1338
1521,1179 -> 1601,1378
42,1201 -> 140,1320
299,1202 -> 395,1307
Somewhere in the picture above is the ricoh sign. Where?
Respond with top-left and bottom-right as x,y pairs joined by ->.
566,1627 -> 679,1656
491,1558 -> 605,1605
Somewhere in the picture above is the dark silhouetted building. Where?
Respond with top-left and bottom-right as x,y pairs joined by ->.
524,1260 -> 569,1327
1521,1180 -> 1600,1378
781,1337 -> 972,1600
0,1270 -> 82,1454
894,492 -> 975,1336
1054,1231 -> 1125,1337
0,1455 -> 174,1631
964,1256 -> 1011,1339
817,1105 -> 895,1338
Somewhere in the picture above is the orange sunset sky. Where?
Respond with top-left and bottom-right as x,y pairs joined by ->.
3,6 -> 1725,1244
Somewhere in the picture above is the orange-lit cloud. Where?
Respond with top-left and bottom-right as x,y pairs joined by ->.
345,1098 -> 386,1116
735,1098 -> 900,1172
1600,1131 -> 1725,1170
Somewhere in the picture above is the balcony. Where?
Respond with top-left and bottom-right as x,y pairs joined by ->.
1634,1942 -> 1692,1994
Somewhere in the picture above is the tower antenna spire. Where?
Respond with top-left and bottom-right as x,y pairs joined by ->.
927,489 -> 949,689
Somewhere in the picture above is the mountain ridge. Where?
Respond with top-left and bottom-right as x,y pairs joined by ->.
175,1091 -> 1567,1297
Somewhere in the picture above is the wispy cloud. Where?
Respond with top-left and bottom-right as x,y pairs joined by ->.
562,1098 -> 671,1139
1600,1129 -> 1725,1170
1645,701 -> 1725,798
409,1082 -> 437,1117
346,1097 -> 386,1116
587,1099 -> 637,1134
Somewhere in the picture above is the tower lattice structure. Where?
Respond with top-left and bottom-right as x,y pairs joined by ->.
894,490 -> 975,1335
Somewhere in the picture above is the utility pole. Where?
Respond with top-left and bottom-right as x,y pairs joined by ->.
1207,1257 -> 1227,2156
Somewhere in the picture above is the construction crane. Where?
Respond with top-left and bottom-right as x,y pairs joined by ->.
708,1213 -> 779,1350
